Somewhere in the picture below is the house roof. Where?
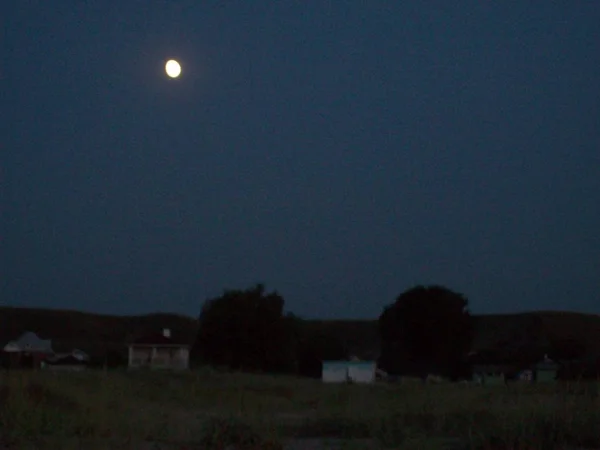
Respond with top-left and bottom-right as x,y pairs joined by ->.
3,332 -> 53,353
130,332 -> 189,347
51,349 -> 90,361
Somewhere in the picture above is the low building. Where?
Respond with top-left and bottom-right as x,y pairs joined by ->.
44,349 -> 90,371
515,369 -> 534,382
534,355 -> 558,382
127,328 -> 190,370
322,360 -> 376,383
470,349 -> 558,385
2,332 -> 54,369
472,364 -> 510,385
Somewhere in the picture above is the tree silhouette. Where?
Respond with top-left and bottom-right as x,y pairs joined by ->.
549,338 -> 586,363
296,331 -> 348,378
379,285 -> 474,380
191,284 -> 294,373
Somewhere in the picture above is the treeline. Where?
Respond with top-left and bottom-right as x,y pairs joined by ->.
191,283 -> 475,379
191,283 -> 600,380
191,284 -> 349,377
2,286 -> 597,379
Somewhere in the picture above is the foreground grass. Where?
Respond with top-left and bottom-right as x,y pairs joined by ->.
1,369 -> 599,449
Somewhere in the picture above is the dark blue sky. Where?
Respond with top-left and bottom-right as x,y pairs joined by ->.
3,2 -> 599,319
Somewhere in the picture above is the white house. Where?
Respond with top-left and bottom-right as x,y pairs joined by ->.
322,360 -> 377,384
3,332 -> 53,353
2,331 -> 54,369
128,328 -> 190,370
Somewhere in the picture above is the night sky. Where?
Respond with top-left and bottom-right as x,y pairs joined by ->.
3,2 -> 599,319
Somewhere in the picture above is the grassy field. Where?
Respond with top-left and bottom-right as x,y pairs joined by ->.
1,369 -> 600,449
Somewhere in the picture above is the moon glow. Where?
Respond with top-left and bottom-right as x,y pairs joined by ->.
165,60 -> 181,78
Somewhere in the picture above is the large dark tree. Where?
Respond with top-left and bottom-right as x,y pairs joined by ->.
192,284 -> 295,373
549,338 -> 586,363
378,285 -> 474,380
296,331 -> 348,378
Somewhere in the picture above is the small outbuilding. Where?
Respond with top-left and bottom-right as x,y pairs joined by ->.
472,364 -> 509,386
2,332 -> 54,369
533,355 -> 558,382
44,349 -> 90,371
322,360 -> 376,384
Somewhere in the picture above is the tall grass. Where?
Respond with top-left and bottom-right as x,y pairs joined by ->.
1,369 -> 599,449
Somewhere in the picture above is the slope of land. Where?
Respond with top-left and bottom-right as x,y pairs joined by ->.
0,306 -> 198,362
473,311 -> 600,357
299,312 -> 600,360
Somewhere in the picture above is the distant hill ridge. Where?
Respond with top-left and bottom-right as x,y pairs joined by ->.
2,306 -> 600,361
0,306 -> 198,358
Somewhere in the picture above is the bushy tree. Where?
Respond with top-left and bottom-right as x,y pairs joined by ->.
379,285 -> 474,380
296,331 -> 348,378
549,338 -> 586,362
192,284 -> 295,373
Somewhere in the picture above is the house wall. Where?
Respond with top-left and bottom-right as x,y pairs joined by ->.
322,361 -> 376,383
152,347 -> 189,369
483,374 -> 506,385
176,348 -> 189,368
516,369 -> 533,382
473,371 -> 505,385
536,369 -> 557,382
129,347 -> 153,367
322,362 -> 349,383
128,346 -> 189,369
348,362 -> 376,383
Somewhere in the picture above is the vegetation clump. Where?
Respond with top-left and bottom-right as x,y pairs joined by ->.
199,416 -> 282,450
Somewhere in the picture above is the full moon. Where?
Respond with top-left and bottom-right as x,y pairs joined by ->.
165,60 -> 181,78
